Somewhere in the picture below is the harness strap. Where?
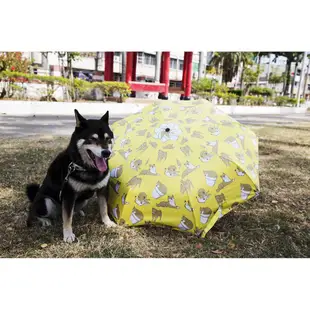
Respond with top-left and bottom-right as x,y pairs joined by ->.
59,162 -> 86,201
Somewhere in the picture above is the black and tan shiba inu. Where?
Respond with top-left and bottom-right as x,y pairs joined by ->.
26,109 -> 116,243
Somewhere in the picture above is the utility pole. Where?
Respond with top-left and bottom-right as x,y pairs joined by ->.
302,56 -> 310,98
296,51 -> 307,108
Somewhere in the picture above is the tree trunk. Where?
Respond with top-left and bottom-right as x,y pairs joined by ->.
284,59 -> 292,95
255,54 -> 261,87
266,53 -> 272,88
218,59 -> 224,85
67,53 -> 75,102
240,62 -> 245,91
290,62 -> 298,98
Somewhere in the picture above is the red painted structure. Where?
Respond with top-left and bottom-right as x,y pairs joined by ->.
104,52 -> 114,81
184,52 -> 193,99
104,51 -> 193,100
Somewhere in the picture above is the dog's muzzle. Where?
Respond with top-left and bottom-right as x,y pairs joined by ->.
101,149 -> 111,159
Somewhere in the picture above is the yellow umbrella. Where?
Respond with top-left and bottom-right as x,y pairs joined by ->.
108,99 -> 259,237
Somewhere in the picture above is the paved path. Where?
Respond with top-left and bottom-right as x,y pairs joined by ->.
0,113 -> 309,138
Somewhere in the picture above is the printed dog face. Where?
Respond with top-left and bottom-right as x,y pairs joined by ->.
73,109 -> 114,172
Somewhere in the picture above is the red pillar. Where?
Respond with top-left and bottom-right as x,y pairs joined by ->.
126,52 -> 134,84
158,53 -> 164,99
160,53 -> 164,82
184,52 -> 193,100
131,52 -> 137,97
161,52 -> 170,100
181,52 -> 188,91
132,52 -> 137,81
104,52 -> 114,81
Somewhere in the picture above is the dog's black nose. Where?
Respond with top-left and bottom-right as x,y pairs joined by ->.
101,149 -> 111,158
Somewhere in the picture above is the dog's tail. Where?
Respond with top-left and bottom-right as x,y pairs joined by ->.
26,183 -> 40,227
26,183 -> 40,202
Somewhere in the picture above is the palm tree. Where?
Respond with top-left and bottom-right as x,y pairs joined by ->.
210,52 -> 254,89
210,52 -> 240,84
239,52 -> 254,91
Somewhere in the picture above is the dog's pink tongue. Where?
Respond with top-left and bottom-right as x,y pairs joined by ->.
95,156 -> 107,172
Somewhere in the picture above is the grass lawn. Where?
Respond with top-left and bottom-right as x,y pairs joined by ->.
0,124 -> 310,258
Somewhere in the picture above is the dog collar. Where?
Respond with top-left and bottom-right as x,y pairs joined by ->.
59,162 -> 86,201
65,162 -> 86,180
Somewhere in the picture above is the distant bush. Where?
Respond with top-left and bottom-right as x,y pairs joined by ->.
192,78 -> 214,93
274,96 -> 305,106
196,91 -> 212,100
214,83 -> 229,93
239,95 -> 264,106
0,71 -> 131,102
228,89 -> 243,97
249,86 -> 274,97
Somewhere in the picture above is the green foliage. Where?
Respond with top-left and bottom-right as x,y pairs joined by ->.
214,83 -> 229,93
192,78 -> 214,92
210,52 -> 254,84
249,86 -> 274,97
93,81 -> 131,100
0,52 -> 31,73
274,96 -> 305,106
228,93 -> 238,99
243,68 -> 259,84
0,71 -> 131,101
196,91 -> 212,100
268,74 -> 284,85
215,91 -> 229,101
67,52 -> 81,61
228,89 -> 243,96
239,95 -> 264,106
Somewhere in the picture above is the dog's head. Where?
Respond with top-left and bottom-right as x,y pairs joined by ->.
72,109 -> 114,172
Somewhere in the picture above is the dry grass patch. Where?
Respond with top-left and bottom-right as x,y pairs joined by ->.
0,126 -> 310,258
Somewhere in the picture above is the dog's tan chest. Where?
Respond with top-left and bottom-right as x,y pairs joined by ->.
68,174 -> 110,192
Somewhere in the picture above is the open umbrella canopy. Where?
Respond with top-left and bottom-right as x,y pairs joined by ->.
108,99 -> 259,237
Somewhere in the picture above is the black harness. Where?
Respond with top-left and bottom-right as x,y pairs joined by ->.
59,162 -> 86,201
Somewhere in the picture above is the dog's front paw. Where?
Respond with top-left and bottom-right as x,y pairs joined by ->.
79,210 -> 85,217
38,217 -> 52,227
63,230 -> 76,243
102,217 -> 117,228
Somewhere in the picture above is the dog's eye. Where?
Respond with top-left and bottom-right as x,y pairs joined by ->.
90,137 -> 98,143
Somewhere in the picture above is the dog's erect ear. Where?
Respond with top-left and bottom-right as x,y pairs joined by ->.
74,109 -> 86,128
101,111 -> 109,123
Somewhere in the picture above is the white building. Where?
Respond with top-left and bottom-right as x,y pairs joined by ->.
23,52 -> 211,87
22,52 -> 310,97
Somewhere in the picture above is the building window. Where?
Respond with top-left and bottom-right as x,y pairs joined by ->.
144,53 -> 156,66
138,52 -> 143,64
193,62 -> 199,72
176,81 -> 182,88
179,60 -> 184,71
170,58 -> 177,69
114,52 -> 120,57
80,52 -> 97,58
